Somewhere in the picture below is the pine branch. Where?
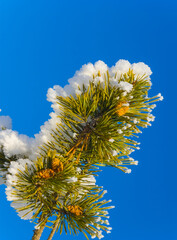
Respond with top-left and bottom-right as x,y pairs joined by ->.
1,60 -> 162,240
47,216 -> 60,240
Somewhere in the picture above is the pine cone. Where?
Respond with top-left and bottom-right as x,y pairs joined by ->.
52,158 -> 64,173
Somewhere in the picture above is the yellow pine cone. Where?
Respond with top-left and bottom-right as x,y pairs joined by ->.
116,102 -> 129,116
52,158 -> 64,173
37,169 -> 55,179
67,205 -> 83,216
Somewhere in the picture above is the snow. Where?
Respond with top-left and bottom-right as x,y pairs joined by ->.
125,169 -> 132,174
117,81 -> 133,93
132,62 -> 152,77
0,129 -> 35,158
110,60 -> 131,75
80,175 -> 96,186
47,60 -> 152,106
5,158 -> 34,219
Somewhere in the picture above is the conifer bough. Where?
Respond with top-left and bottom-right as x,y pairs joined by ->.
0,60 -> 163,240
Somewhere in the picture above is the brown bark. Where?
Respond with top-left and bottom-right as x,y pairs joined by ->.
47,217 -> 60,240
31,217 -> 48,240
31,225 -> 46,240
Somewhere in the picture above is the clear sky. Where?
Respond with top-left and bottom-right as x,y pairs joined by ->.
0,0 -> 176,239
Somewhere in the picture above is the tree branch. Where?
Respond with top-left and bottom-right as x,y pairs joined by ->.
31,225 -> 45,240
31,217 -> 48,240
47,216 -> 60,240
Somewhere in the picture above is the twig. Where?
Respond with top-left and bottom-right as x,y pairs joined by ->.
47,216 -> 60,240
31,216 -> 48,240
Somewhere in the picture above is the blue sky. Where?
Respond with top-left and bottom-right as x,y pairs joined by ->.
0,0 -> 176,239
